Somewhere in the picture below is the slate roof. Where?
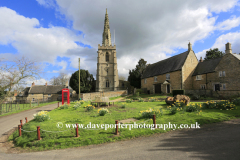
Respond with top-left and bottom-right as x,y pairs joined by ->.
142,51 -> 189,79
192,57 -> 222,76
232,53 -> 240,60
29,85 -> 67,94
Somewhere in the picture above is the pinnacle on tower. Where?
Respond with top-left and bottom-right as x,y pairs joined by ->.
102,8 -> 112,46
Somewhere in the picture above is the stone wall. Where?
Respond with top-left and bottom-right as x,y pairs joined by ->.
80,90 -> 127,101
182,50 -> 198,90
185,90 -> 212,97
141,70 -> 182,94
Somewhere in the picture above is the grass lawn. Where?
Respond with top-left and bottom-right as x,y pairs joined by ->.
8,99 -> 240,152
0,101 -> 58,117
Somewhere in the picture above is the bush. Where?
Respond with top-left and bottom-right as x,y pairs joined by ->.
33,111 -> 50,122
79,100 -> 84,104
60,104 -> 69,109
233,98 -> 240,106
136,89 -> 142,94
138,98 -> 144,102
73,102 -> 81,110
132,97 -> 140,100
126,99 -> 132,103
98,108 -> 109,116
121,103 -> 126,108
172,90 -> 185,97
84,104 -> 95,111
216,100 -> 236,110
172,100 -> 185,108
192,94 -> 200,100
148,97 -> 156,102
140,108 -> 162,118
136,92 -> 139,97
202,100 -> 217,109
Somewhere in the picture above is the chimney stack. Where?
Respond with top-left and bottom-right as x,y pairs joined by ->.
225,42 -> 232,54
188,42 -> 192,51
199,57 -> 203,62
32,82 -> 35,86
45,82 -> 47,86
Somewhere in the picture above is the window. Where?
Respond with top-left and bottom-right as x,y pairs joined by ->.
196,75 -> 202,80
219,71 -> 222,77
222,71 -> 226,77
106,80 -> 109,88
200,84 -> 206,90
144,79 -> 147,84
32,94 -> 34,95
154,76 -> 157,82
106,52 -> 109,62
106,69 -> 108,74
32,98 -> 35,101
48,94 -> 51,97
122,82 -> 124,87
222,84 -> 226,90
166,74 -> 170,80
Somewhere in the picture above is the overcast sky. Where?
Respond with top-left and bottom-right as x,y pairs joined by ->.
1,0 -> 240,86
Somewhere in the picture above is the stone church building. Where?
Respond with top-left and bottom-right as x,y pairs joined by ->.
142,42 -> 240,97
95,9 -> 120,92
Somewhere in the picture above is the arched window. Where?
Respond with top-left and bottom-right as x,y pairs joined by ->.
106,52 -> 109,62
106,80 -> 109,88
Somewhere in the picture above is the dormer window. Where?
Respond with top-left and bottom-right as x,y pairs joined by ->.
219,71 -> 222,77
166,74 -> 170,80
106,52 -> 109,62
154,76 -> 157,82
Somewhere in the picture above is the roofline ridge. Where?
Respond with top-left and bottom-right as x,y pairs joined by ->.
148,50 -> 188,66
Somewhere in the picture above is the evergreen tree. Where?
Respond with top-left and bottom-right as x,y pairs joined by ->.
204,48 -> 225,60
69,69 -> 95,93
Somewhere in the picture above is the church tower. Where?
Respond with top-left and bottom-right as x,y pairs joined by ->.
96,9 -> 119,92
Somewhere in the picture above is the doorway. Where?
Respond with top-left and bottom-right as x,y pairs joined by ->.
167,84 -> 170,93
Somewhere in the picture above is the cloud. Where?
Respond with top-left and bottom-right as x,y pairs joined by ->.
216,15 -> 240,30
1,0 -> 240,80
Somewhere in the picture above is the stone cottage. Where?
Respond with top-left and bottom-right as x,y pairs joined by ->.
141,42 -> 240,97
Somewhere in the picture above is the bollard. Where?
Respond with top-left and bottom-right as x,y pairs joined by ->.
18,125 -> 21,137
25,117 -> 28,123
76,123 -> 79,137
153,115 -> 156,129
115,120 -> 119,135
20,119 -> 23,128
37,126 -> 40,140
58,102 -> 59,108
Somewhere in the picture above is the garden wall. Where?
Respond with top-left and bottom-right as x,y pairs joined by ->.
80,90 -> 128,101
185,90 -> 212,96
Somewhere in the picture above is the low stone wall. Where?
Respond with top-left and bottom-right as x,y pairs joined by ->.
80,90 -> 128,101
186,90 -> 240,98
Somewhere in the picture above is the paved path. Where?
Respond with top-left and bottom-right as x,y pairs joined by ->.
0,103 -> 58,137
0,102 -> 240,160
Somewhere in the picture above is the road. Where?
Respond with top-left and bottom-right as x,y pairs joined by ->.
0,103 -> 239,160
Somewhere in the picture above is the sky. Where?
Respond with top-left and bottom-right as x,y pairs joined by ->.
1,0 -> 240,86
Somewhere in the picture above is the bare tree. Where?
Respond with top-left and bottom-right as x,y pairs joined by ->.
119,76 -> 126,81
0,56 -> 42,103
50,72 -> 69,86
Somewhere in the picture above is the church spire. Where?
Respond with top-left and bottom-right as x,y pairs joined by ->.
102,8 -> 112,46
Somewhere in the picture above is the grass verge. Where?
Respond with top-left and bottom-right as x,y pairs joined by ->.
8,99 -> 240,152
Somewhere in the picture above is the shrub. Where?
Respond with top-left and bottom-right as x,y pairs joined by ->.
33,111 -> 50,122
202,100 -> 217,109
60,104 -> 69,109
233,98 -> 240,106
126,99 -> 132,103
172,100 -> 185,108
84,104 -> 95,111
136,92 -> 139,97
79,100 -> 84,104
140,108 -> 162,118
172,90 -> 185,97
167,106 -> 182,115
216,100 -> 236,110
132,97 -> 139,100
148,97 -> 156,102
136,89 -> 142,94
192,94 -> 200,100
121,103 -> 126,108
73,102 -> 81,110
98,108 -> 109,116
138,98 -> 144,102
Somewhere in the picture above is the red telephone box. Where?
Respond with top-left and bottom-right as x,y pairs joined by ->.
62,88 -> 70,105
